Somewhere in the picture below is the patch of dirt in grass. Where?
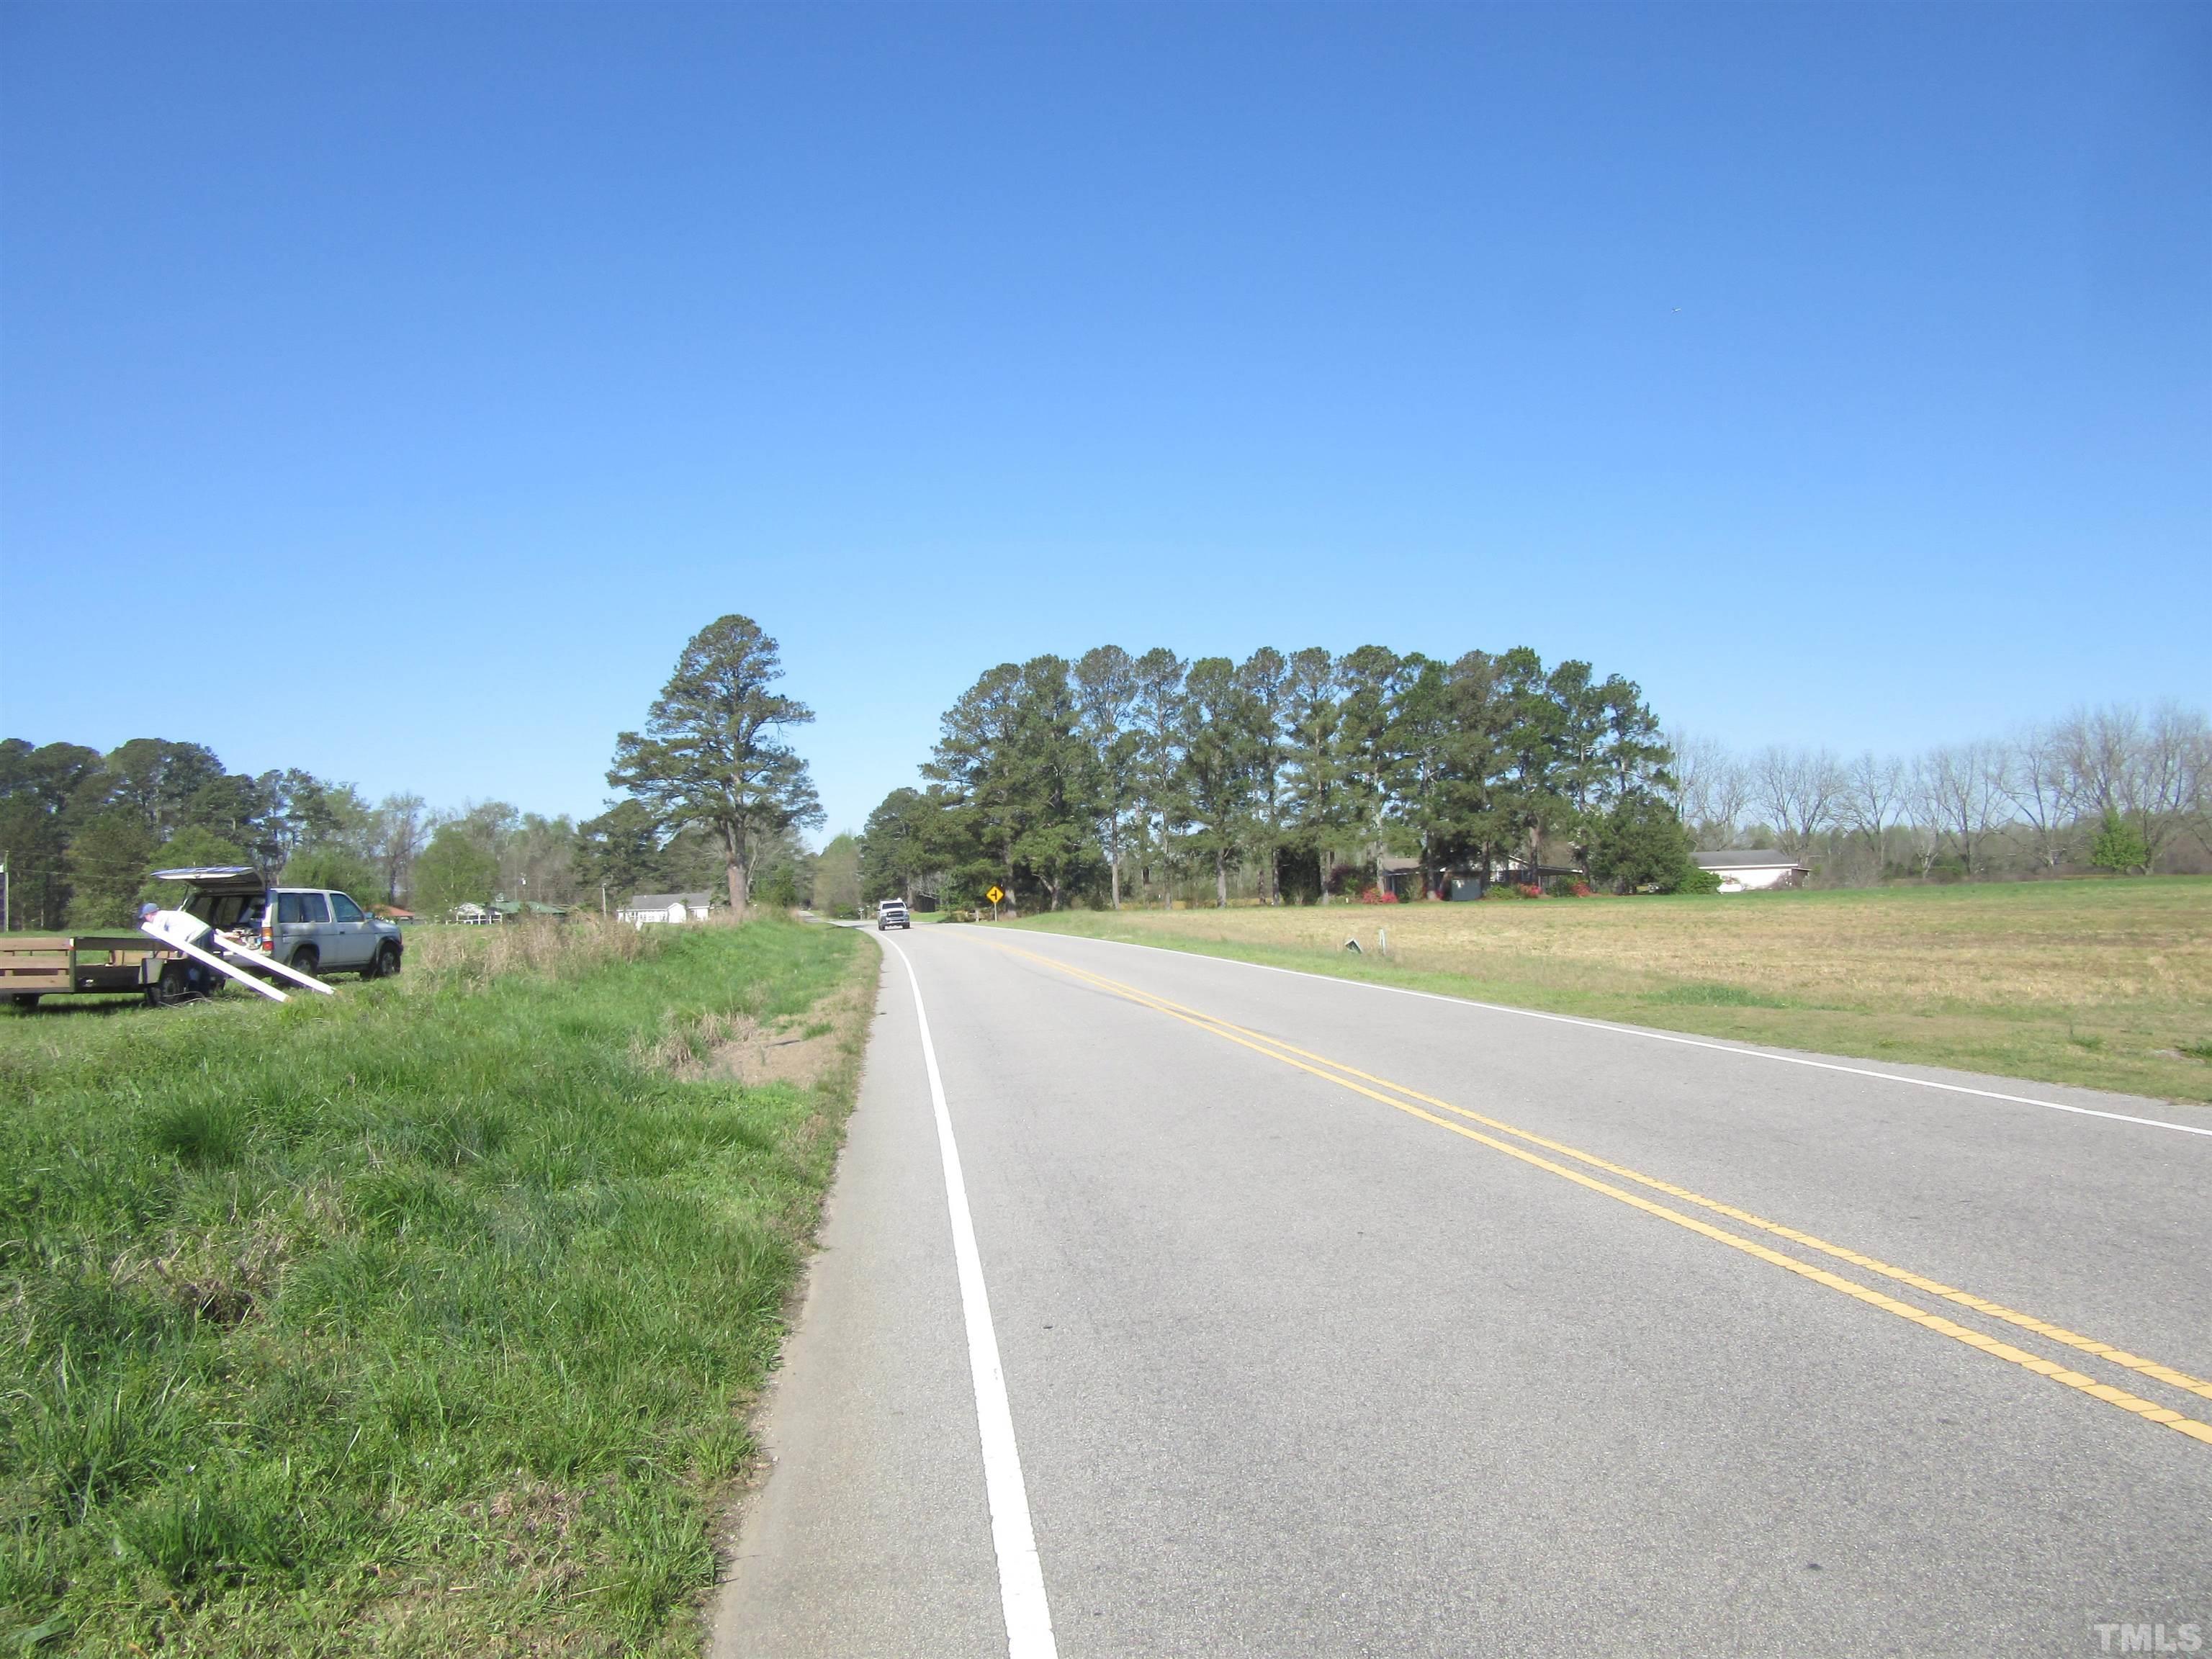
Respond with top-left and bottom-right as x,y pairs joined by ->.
691,967 -> 876,1096
354,1485 -> 602,1658
630,973 -> 870,1095
703,1014 -> 844,1091
107,1205 -> 311,1327
479,1483 -> 591,1604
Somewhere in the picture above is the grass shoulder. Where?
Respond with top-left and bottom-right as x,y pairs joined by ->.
1010,878 -> 2212,1107
1,914 -> 875,1656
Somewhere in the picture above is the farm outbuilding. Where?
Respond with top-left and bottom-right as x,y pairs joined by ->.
1694,849 -> 1811,892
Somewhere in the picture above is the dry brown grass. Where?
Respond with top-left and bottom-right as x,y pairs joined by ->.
405,915 -> 655,987
1022,878 -> 2212,1105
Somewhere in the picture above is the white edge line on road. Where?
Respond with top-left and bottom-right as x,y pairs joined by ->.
883,937 -> 1060,1659
1020,931 -> 2212,1141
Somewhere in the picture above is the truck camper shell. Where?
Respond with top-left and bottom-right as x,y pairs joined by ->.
152,866 -> 270,930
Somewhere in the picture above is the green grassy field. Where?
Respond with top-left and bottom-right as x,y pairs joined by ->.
1015,877 -> 2212,1107
0,916 -> 873,1656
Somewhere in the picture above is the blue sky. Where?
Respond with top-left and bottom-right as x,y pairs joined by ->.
4,3 -> 2206,840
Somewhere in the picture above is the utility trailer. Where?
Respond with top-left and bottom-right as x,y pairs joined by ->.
0,932 -> 185,1008
2,866 -> 356,1012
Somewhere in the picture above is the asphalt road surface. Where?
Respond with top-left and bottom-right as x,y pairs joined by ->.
713,925 -> 2211,1659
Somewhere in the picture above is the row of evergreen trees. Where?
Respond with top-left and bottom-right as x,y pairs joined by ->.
860,644 -> 1701,911
0,723 -> 819,929
0,738 -> 429,930
0,737 -> 620,929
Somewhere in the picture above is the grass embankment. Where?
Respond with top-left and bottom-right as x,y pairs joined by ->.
1016,878 -> 2212,1106
1,915 -> 874,1655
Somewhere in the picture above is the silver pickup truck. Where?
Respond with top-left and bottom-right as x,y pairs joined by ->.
155,866 -> 404,981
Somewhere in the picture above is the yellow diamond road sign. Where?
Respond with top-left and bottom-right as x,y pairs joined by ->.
986,886 -> 1004,904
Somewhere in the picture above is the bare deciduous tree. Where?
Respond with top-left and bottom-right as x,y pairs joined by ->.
1686,701 -> 2206,882
2054,703 -> 2208,871
1749,745 -> 1844,858
2054,706 -> 2136,822
1665,732 -> 1750,849
1902,757 -> 1943,877
374,793 -> 430,904
1840,752 -> 1906,881
2178,710 -> 2212,857
2137,702 -> 2210,868
2002,725 -> 2076,871
1921,742 -> 2008,876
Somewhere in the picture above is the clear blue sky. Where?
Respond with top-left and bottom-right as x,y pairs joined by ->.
4,3 -> 2206,840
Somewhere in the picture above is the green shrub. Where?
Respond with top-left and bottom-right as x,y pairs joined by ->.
2090,812 -> 2152,875
1590,793 -> 1700,894
755,860 -> 803,909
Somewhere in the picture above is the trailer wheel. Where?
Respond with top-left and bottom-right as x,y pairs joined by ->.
9,993 -> 40,1010
148,963 -> 194,1007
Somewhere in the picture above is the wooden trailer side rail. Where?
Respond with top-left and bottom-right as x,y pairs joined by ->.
1,933 -> 178,999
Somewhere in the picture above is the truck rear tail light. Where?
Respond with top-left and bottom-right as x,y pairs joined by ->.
260,924 -> 274,953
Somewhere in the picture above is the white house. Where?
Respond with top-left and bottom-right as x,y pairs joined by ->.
618,891 -> 715,925
1695,849 -> 1811,893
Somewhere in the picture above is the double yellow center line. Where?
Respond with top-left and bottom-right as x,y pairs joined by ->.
987,940 -> 2212,1449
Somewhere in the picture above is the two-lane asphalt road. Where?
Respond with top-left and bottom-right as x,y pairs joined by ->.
713,925 -> 2211,1658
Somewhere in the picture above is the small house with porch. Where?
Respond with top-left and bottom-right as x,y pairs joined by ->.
619,891 -> 714,925
1380,855 -> 1586,900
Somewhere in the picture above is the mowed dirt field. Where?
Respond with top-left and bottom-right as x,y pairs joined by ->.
1017,877 -> 2212,1105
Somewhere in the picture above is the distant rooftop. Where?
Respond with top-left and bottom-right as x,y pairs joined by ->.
1694,849 -> 1807,869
